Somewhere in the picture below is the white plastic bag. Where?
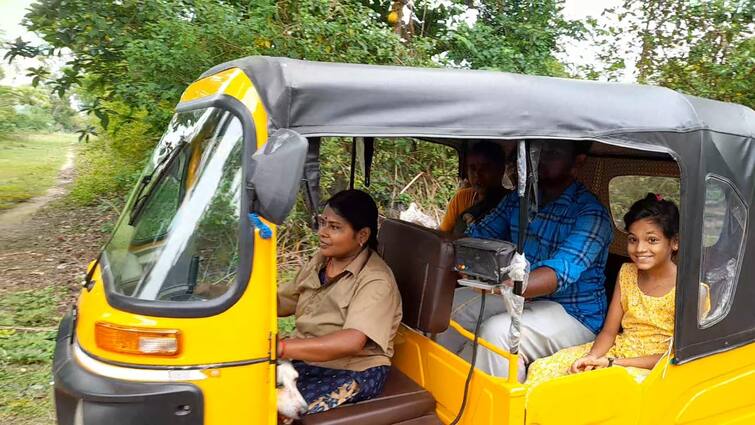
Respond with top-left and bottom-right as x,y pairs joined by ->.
400,202 -> 438,228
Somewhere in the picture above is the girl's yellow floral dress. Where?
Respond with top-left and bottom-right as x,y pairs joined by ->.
525,263 -> 675,388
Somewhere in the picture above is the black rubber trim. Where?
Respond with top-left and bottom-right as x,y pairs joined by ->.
77,344 -> 269,371
53,314 -> 205,425
101,94 -> 257,318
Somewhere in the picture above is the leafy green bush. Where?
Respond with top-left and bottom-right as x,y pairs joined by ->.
0,85 -> 80,136
69,110 -> 157,205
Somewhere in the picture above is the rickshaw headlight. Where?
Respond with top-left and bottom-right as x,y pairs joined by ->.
95,322 -> 181,356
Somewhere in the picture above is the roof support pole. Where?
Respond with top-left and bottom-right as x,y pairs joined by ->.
515,140 -> 530,297
349,137 -> 357,189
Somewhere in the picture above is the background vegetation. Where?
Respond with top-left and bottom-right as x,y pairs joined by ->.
0,132 -> 76,209
0,82 -> 80,136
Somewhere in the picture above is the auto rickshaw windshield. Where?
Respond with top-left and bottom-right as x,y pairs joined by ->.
102,107 -> 244,302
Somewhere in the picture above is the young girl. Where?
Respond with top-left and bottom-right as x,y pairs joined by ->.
525,193 -> 679,388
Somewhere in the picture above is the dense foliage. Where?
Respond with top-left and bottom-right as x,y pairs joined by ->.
8,0 -> 429,134
0,80 -> 79,136
593,0 -> 754,108
3,0 -> 583,208
440,0 -> 582,75
7,1 -> 583,135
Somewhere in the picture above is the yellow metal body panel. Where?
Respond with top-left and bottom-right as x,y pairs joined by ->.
639,343 -> 755,425
399,325 -> 755,425
75,68 -> 278,425
448,319 -> 519,384
393,326 -> 526,425
526,366 -> 642,425
526,343 -> 755,425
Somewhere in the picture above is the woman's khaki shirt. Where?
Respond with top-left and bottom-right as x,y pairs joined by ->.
278,248 -> 402,372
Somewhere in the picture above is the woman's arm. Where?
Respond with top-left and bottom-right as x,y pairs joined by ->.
278,329 -> 367,363
570,276 -> 624,373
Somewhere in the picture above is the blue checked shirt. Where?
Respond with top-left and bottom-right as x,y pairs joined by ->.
466,181 -> 613,334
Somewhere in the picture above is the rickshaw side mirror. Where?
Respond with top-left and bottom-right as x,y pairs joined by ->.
248,129 -> 308,225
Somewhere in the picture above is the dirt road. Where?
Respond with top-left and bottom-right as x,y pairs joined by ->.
0,147 -> 115,306
0,149 -> 76,233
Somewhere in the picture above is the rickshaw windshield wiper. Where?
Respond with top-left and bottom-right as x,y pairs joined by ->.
128,140 -> 185,226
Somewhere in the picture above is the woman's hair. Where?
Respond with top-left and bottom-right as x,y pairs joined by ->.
623,193 -> 680,239
468,141 -> 506,167
325,189 -> 379,249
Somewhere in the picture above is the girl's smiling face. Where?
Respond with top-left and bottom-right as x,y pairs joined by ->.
627,217 -> 679,271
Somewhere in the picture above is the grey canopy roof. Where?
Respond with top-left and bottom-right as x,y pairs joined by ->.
196,57 -> 755,364
199,56 -> 755,140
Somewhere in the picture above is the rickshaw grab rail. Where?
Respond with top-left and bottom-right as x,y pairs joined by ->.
448,319 -> 520,384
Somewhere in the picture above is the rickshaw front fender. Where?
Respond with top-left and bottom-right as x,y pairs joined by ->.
53,312 -> 205,425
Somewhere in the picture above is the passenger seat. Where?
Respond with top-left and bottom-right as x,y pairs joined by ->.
377,219 -> 458,334
298,219 -> 457,425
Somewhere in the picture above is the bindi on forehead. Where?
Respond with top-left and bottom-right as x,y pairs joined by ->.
319,210 -> 346,225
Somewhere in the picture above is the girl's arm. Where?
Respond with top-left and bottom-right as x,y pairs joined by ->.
614,354 -> 664,369
277,329 -> 367,363
570,276 -> 624,373
579,353 -> 665,371
587,280 -> 623,357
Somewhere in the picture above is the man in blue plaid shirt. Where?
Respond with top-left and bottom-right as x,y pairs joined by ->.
437,141 -> 613,381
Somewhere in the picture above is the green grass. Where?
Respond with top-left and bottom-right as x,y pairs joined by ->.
277,269 -> 298,337
278,316 -> 296,338
0,133 -> 77,210
0,363 -> 55,424
0,286 -> 64,425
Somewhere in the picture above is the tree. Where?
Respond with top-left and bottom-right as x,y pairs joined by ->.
439,0 -> 584,76
0,84 -> 80,133
7,0 -> 428,134
593,0 -> 754,108
0,86 -> 18,136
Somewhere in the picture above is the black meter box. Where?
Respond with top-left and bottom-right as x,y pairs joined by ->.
454,238 -> 517,284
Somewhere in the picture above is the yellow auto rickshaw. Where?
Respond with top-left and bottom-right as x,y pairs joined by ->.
53,57 -> 755,425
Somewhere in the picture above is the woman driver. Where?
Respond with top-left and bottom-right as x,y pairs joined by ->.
277,189 -> 402,415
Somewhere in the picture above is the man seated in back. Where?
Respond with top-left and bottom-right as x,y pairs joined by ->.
436,141 -> 613,382
439,141 -> 510,237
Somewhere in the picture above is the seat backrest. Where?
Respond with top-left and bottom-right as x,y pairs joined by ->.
377,219 -> 457,334
604,252 -> 627,302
